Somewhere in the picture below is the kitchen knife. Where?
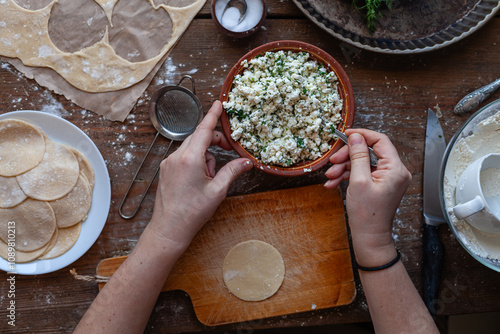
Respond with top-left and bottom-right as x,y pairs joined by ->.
422,108 -> 447,317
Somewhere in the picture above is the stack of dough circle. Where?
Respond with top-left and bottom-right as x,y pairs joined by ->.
0,118 -> 94,263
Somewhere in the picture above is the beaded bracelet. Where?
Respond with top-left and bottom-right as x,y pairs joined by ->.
354,250 -> 401,272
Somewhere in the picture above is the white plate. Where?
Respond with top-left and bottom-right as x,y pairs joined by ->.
0,111 -> 111,275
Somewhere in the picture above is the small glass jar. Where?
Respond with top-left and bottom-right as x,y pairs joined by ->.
211,0 -> 267,38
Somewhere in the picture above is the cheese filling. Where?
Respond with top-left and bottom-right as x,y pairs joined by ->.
224,50 -> 343,167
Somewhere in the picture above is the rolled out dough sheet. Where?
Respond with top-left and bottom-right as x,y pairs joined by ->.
0,0 -> 206,121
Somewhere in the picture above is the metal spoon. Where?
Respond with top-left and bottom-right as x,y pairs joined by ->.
222,0 -> 248,25
453,78 -> 500,114
334,128 -> 379,167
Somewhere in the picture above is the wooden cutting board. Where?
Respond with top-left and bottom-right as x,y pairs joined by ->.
96,184 -> 355,326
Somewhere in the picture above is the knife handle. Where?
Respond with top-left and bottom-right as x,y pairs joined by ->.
423,224 -> 444,318
453,78 -> 500,114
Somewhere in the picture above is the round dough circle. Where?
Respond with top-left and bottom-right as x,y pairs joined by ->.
16,140 -> 79,201
222,240 -> 285,302
0,237 -> 48,263
0,119 -> 46,177
0,175 -> 27,208
0,199 -> 56,252
40,228 -> 59,258
40,223 -> 81,260
70,147 -> 95,190
49,174 -> 91,228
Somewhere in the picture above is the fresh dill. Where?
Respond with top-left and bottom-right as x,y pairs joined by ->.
352,0 -> 394,32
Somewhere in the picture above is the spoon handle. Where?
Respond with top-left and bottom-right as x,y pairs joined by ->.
334,128 -> 379,167
453,78 -> 500,114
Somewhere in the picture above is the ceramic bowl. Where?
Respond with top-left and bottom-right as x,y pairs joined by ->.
211,0 -> 267,38
220,40 -> 355,177
440,98 -> 500,272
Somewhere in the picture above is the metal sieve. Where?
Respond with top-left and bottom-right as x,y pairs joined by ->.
119,75 -> 203,219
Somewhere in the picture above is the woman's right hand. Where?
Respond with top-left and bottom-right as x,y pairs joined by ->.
325,129 -> 412,267
147,101 -> 252,252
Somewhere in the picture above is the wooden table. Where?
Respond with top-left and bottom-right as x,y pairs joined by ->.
1,1 -> 500,333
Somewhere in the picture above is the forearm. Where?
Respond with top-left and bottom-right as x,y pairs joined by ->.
353,240 -> 438,334
359,262 -> 437,334
75,226 -> 186,334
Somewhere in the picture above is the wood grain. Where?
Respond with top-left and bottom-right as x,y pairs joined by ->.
1,2 -> 500,332
97,185 -> 355,326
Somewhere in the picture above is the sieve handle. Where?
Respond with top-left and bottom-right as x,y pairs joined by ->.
118,132 -> 174,220
177,75 -> 196,95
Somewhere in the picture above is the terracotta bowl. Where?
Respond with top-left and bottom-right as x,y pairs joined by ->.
220,40 -> 355,177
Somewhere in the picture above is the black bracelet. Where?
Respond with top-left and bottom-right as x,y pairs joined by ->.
354,250 -> 401,272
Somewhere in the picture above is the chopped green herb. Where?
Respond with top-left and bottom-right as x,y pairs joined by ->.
228,109 -> 247,121
295,136 -> 305,148
352,0 -> 394,32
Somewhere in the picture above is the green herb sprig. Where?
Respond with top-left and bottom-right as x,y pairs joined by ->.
353,0 -> 394,32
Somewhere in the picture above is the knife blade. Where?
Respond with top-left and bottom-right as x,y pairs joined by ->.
423,108 -> 447,317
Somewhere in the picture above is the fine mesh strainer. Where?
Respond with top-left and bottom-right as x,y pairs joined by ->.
119,75 -> 203,219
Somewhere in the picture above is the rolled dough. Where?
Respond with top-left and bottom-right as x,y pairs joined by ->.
0,175 -> 27,208
0,199 -> 56,252
0,117 -> 95,262
49,174 -> 91,228
0,234 -> 50,263
39,222 -> 81,259
222,240 -> 285,302
70,146 -> 95,190
0,119 -> 46,177
17,140 -> 79,201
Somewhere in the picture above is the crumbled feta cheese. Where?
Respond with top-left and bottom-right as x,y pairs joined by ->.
224,50 -> 343,167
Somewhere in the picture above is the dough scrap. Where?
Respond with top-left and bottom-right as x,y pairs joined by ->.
39,223 -> 81,259
49,174 -> 91,228
94,0 -> 119,25
0,119 -> 46,177
0,175 -> 27,208
17,140 -> 79,201
0,0 -> 206,92
0,199 -> 56,252
222,240 -> 285,302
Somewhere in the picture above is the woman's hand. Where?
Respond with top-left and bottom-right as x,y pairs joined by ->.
325,129 -> 412,266
148,101 -> 253,250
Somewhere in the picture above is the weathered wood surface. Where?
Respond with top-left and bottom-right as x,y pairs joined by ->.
1,1 -> 500,332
